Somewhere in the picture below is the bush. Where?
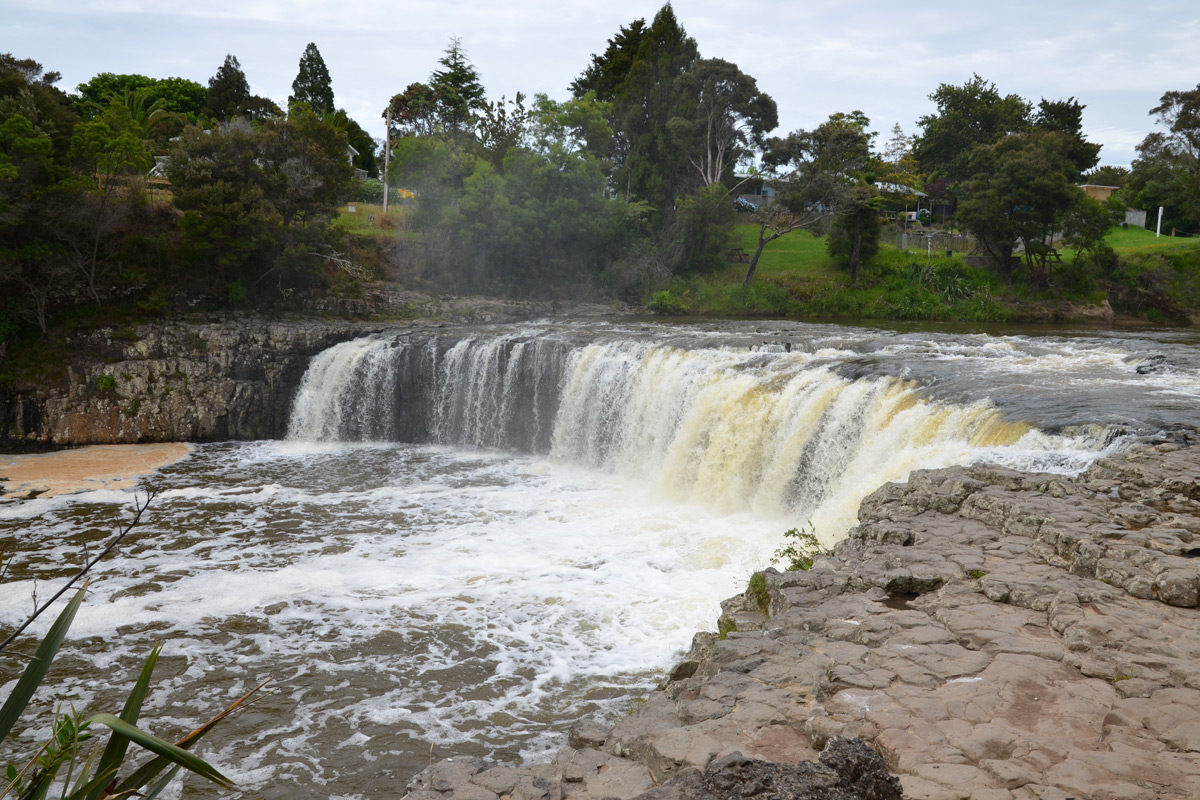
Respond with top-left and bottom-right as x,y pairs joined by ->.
647,289 -> 689,315
351,178 -> 385,204
773,525 -> 826,571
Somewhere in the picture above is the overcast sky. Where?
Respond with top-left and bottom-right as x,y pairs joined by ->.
5,0 -> 1199,166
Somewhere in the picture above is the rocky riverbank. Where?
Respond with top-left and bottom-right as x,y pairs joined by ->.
407,438 -> 1200,800
0,317 -> 378,446
0,298 -> 627,448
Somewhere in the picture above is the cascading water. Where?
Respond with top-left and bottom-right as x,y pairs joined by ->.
287,326 -> 1121,544
6,320 -> 1196,799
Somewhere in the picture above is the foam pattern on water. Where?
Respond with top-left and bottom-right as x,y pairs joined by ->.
1,443 -> 787,798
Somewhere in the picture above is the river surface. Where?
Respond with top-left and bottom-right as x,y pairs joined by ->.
3,320 -> 1200,799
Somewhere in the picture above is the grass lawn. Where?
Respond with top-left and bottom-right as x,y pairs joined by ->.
729,224 -> 841,281
733,222 -> 1200,283
1106,224 -> 1200,255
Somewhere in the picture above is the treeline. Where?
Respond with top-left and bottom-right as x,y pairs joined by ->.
379,7 -> 1199,301
0,44 -> 370,346
381,9 -> 777,296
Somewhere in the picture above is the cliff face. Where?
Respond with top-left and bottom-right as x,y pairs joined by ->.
0,298 -> 630,449
0,317 -> 380,447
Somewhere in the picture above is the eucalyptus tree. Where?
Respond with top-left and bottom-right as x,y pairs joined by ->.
668,57 -> 777,188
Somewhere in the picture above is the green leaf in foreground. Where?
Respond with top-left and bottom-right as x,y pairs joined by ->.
0,589 -> 87,743
87,715 -> 233,791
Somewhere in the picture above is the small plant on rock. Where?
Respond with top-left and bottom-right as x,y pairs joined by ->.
748,572 -> 770,616
773,524 -> 827,571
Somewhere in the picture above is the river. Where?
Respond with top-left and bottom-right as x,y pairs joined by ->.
3,319 -> 1199,799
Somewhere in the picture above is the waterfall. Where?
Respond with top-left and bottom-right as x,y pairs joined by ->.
287,327 -> 1119,545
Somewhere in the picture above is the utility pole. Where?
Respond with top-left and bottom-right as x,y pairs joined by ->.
1156,206 -> 1163,238
383,109 -> 391,215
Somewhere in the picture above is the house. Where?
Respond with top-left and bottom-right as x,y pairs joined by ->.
734,174 -> 775,208
347,144 -> 368,180
1081,184 -> 1119,202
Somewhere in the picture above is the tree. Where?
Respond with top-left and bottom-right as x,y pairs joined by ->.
384,82 -> 450,139
61,101 -> 152,303
429,37 -> 485,136
1083,165 -> 1130,187
242,94 -> 284,121
289,42 -> 335,114
914,74 -> 1030,184
324,110 -> 378,177
0,57 -> 80,331
570,19 -> 647,103
384,93 -> 643,296
1125,83 -> 1200,235
383,39 -> 486,143
0,54 -> 77,158
613,4 -> 698,208
75,73 -> 208,123
957,130 -> 1085,286
1032,97 -> 1101,179
527,93 -> 614,162
167,107 -> 353,294
571,6 -> 697,207
827,184 -> 883,283
119,87 -> 170,137
668,58 -> 777,187
476,93 -> 528,170
741,113 -> 874,287
207,55 -> 250,121
663,182 -> 735,273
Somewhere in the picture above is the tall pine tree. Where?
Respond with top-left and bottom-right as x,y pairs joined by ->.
430,37 -> 484,136
290,43 -> 334,114
207,54 -> 249,121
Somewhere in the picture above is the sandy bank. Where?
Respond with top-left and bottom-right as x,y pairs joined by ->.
0,443 -> 192,499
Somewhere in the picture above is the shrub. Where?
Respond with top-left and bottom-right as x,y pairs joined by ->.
773,525 -> 826,571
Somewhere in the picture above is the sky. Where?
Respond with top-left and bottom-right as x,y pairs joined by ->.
4,0 -> 1199,167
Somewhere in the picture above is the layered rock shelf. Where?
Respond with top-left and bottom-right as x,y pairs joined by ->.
408,440 -> 1200,800
1,300 -> 624,447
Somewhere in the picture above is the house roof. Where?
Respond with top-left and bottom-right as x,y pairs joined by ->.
875,181 -> 927,197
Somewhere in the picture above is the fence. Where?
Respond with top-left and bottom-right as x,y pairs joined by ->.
879,230 -> 976,255
1125,209 -> 1147,228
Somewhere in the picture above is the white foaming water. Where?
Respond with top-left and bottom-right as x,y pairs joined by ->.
1,442 -> 787,799
7,321 -> 1199,798
289,328 -> 1127,547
